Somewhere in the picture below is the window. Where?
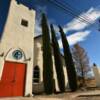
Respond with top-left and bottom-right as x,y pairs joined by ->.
33,65 -> 40,83
12,50 -> 23,60
21,19 -> 28,27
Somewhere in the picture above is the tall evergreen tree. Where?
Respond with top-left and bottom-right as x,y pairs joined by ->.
41,13 -> 54,94
59,26 -> 78,91
50,24 -> 65,92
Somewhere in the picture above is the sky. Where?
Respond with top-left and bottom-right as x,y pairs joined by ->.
0,0 -> 100,67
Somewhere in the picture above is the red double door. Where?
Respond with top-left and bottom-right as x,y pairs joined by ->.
0,61 -> 26,97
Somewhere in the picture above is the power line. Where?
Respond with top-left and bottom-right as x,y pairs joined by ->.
47,0 -> 91,24
46,0 -> 92,25
36,0 -> 92,25
37,0 -> 97,30
58,0 -> 93,22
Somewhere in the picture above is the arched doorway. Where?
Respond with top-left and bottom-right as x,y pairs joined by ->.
0,48 -> 26,97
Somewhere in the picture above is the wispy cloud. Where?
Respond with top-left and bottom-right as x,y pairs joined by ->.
34,16 -> 58,37
34,6 -> 58,37
34,19 -> 41,36
58,30 -> 90,48
67,31 -> 90,45
58,6 -> 100,47
63,7 -> 100,33
34,6 -> 47,36
34,6 -> 100,48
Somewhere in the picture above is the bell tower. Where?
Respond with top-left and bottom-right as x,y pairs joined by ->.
0,0 -> 35,96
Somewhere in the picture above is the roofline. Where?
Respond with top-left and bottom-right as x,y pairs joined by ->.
34,34 -> 42,39
34,34 -> 64,58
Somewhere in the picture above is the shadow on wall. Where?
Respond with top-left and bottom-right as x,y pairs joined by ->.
0,0 -> 11,40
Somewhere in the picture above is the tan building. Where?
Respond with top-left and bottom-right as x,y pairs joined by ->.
93,65 -> 100,87
33,35 -> 68,94
0,0 -> 35,97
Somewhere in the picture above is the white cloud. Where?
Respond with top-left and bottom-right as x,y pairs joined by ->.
34,6 -> 59,37
58,6 -> 100,47
34,6 -> 47,37
34,17 -> 58,37
34,6 -> 100,48
68,31 -> 90,45
63,7 -> 100,33
58,30 -> 90,48
34,19 -> 41,37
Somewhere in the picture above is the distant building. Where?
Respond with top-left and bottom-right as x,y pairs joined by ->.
0,0 -> 35,97
93,64 -> 100,87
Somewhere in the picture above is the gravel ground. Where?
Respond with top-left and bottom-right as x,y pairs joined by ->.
0,90 -> 100,100
1,96 -> 100,100
75,97 -> 100,100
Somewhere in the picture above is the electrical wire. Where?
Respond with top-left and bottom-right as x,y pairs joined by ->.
46,0 -> 92,25
55,0 -> 93,23
36,0 -> 98,30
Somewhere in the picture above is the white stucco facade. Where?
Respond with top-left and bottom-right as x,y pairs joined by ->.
33,36 -> 68,93
0,0 -> 35,96
93,66 -> 100,87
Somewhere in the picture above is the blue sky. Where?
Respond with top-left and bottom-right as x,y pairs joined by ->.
1,0 -> 100,66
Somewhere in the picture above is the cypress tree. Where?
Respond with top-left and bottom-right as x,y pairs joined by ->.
41,13 -> 54,94
50,24 -> 65,92
59,26 -> 78,91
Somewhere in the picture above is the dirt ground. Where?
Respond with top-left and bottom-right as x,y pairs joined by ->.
0,90 -> 100,100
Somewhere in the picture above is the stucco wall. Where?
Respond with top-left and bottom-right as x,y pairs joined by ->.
33,36 -> 68,93
93,66 -> 100,87
0,0 -> 35,96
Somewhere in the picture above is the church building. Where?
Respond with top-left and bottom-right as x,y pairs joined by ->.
0,0 -> 68,97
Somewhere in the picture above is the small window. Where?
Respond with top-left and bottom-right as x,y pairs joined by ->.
21,19 -> 28,27
33,65 -> 40,83
12,50 -> 23,60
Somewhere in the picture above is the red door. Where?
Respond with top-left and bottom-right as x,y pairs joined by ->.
0,61 -> 26,97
